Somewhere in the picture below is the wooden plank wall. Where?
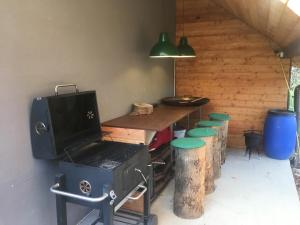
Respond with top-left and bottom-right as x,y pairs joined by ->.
175,0 -> 290,148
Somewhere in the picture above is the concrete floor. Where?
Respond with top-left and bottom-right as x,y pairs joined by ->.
151,150 -> 300,225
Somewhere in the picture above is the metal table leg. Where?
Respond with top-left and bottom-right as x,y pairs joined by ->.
102,200 -> 113,225
102,185 -> 113,225
55,174 -> 67,225
143,178 -> 150,224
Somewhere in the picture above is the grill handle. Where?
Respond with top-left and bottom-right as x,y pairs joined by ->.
50,183 -> 109,203
127,184 -> 147,200
54,84 -> 79,96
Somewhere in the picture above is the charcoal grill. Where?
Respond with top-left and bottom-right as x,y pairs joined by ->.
30,84 -> 157,225
244,130 -> 262,159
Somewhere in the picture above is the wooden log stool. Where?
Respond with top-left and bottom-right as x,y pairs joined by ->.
187,128 -> 217,194
171,137 -> 206,219
197,120 -> 223,179
209,113 -> 231,164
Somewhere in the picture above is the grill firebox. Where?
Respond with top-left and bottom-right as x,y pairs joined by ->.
30,84 -> 157,225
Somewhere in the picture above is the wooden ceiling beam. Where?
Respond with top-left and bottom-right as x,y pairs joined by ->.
212,0 -> 300,49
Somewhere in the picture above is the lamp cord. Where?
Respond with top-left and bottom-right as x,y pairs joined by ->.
279,58 -> 291,93
279,57 -> 300,155
162,0 -> 166,31
182,0 -> 185,36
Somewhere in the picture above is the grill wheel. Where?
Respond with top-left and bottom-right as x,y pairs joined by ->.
79,180 -> 92,194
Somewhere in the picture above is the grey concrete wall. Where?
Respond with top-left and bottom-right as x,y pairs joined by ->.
0,0 -> 175,224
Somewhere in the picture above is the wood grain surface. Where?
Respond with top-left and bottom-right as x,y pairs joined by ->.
210,0 -> 300,49
174,146 -> 206,219
176,0 -> 290,148
102,105 -> 200,131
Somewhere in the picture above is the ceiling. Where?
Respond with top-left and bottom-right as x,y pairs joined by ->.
212,0 -> 300,50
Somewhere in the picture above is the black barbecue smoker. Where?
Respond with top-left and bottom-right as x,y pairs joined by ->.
30,84 -> 157,225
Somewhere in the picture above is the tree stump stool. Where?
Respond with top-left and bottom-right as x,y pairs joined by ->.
187,128 -> 217,194
171,137 -> 206,219
209,113 -> 231,164
197,120 -> 223,179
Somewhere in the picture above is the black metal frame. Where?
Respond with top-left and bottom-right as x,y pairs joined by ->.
54,174 -> 151,225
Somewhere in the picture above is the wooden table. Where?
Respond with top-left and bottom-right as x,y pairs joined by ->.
102,105 -> 201,131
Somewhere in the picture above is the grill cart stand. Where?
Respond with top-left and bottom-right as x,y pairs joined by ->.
51,174 -> 156,225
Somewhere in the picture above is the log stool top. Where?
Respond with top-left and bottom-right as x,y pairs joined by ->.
208,113 -> 231,121
187,127 -> 217,138
171,137 -> 205,149
197,120 -> 223,127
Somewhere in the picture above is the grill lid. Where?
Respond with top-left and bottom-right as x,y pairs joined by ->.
30,85 -> 102,159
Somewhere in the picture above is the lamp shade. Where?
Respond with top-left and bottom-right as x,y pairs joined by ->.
177,36 -> 196,58
149,32 -> 178,58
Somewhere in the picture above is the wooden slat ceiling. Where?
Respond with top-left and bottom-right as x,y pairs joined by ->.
212,0 -> 300,49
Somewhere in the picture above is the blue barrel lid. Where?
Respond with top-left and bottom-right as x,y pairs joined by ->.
268,109 -> 295,116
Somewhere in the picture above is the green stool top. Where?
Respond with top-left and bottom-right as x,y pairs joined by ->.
209,113 -> 231,121
171,137 -> 205,150
197,120 -> 223,127
187,128 -> 217,138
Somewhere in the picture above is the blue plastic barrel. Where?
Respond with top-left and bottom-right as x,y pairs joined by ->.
264,110 -> 296,160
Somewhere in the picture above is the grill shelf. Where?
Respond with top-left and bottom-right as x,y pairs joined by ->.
77,209 -> 157,225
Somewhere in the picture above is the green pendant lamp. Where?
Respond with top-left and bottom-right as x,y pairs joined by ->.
149,32 -> 178,58
177,0 -> 196,58
177,36 -> 196,58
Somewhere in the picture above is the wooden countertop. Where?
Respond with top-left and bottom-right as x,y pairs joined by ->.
102,105 -> 200,131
